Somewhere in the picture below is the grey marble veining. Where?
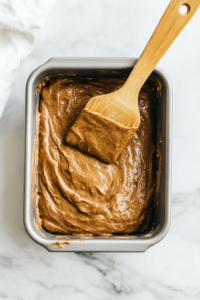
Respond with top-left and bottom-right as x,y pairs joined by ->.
0,0 -> 200,299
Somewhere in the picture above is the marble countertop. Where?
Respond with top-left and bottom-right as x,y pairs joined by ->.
0,0 -> 200,299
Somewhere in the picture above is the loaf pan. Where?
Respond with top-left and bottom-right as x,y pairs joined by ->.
24,58 -> 172,252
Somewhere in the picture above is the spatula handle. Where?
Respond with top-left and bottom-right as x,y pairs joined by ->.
123,0 -> 200,94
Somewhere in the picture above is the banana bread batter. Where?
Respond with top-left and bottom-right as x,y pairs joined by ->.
37,73 -> 160,235
65,108 -> 136,164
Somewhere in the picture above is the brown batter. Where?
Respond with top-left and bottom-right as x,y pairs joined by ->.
37,73 -> 160,235
65,108 -> 136,164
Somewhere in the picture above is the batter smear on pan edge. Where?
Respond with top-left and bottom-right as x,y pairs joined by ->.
37,72 -> 161,236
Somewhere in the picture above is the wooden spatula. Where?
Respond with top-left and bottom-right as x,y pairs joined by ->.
66,0 -> 200,164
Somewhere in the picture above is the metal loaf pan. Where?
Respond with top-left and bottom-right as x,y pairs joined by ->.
24,58 -> 172,252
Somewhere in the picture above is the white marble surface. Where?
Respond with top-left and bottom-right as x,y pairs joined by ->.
0,0 -> 200,299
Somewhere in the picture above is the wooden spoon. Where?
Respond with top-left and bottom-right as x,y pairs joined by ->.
66,0 -> 200,164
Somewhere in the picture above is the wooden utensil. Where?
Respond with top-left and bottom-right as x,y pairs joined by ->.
66,0 -> 200,164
